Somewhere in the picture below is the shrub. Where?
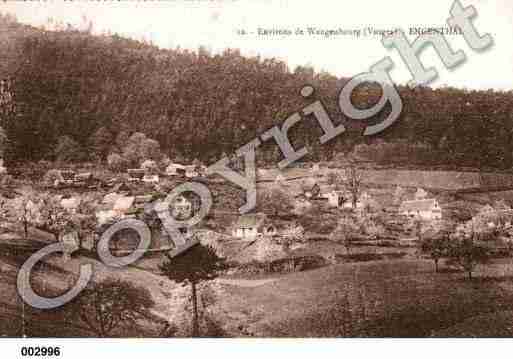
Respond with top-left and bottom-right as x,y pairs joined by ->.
107,153 -> 128,172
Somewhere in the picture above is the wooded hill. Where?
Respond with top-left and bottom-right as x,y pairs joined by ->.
1,14 -> 512,170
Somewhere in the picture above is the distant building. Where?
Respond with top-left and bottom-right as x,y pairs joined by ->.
142,174 -> 159,183
231,213 -> 275,240
127,169 -> 145,182
399,198 -> 442,220
185,165 -> 199,178
165,163 -> 187,176
60,197 -> 81,213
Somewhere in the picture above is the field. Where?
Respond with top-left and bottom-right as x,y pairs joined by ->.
216,258 -> 513,337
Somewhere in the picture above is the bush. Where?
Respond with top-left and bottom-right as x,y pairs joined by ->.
54,136 -> 86,163
107,153 -> 128,172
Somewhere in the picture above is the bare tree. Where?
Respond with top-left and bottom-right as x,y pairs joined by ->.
344,162 -> 362,210
420,232 -> 450,272
257,187 -> 294,218
68,278 -> 155,337
331,216 -> 358,254
447,233 -> 490,280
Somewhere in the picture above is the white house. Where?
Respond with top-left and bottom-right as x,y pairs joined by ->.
231,213 -> 275,240
60,197 -> 81,213
399,198 -> 442,220
142,174 -> 159,183
324,191 -> 344,208
165,163 -> 186,176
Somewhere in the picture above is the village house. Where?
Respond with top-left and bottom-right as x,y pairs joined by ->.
142,174 -> 159,183
60,196 -> 81,213
74,172 -> 93,185
127,168 -> 145,182
317,185 -> 348,208
165,163 -> 187,176
231,213 -> 276,240
399,198 -> 442,221
50,169 -> 76,187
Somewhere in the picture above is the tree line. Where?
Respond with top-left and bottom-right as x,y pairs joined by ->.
1,14 -> 513,170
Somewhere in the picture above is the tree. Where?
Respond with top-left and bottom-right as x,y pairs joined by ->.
54,135 -> 85,163
0,195 -> 10,225
89,126 -> 113,161
393,186 -> 406,205
257,187 -> 294,218
122,132 -> 163,167
11,192 -> 41,239
107,153 -> 128,173
420,233 -> 450,272
447,235 -> 490,280
38,193 -> 72,242
331,216 -> 359,254
70,196 -> 98,250
159,244 -> 227,337
67,278 -> 155,337
0,126 -> 7,158
344,162 -> 361,209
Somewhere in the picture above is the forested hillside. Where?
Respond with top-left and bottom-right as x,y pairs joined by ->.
1,14 -> 512,169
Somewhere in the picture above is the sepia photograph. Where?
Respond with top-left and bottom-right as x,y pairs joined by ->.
0,0 -> 513,355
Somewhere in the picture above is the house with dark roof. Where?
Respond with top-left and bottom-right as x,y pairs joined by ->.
399,198 -> 442,220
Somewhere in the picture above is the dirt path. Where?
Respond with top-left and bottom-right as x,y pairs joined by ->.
217,278 -> 277,287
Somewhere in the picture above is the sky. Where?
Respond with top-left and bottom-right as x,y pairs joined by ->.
2,0 -> 513,90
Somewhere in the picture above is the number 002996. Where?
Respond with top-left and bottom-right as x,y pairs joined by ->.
20,346 -> 61,357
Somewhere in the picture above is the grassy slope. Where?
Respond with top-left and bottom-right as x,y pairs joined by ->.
219,258 -> 513,337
